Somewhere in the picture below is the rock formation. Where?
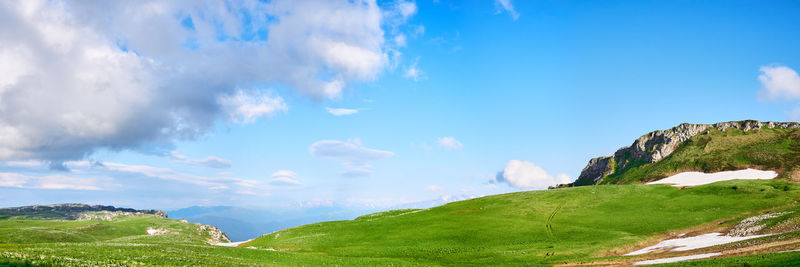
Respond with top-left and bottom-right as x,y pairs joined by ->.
573,120 -> 800,186
0,203 -> 167,219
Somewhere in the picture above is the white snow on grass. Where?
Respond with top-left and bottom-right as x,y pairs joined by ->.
647,168 -> 777,187
212,239 -> 254,247
145,228 -> 168,235
634,252 -> 721,265
625,233 -> 772,256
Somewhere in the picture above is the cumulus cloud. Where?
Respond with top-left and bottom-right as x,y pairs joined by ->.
218,90 -> 288,124
309,138 -> 394,177
757,65 -> 800,121
493,160 -> 571,189
326,107 -> 360,116
170,152 -> 232,169
0,0 -> 416,163
270,170 -> 301,185
0,173 -> 103,190
437,136 -> 463,150
759,65 -> 800,101
495,0 -> 520,20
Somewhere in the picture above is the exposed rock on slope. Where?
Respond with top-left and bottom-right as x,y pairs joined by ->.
0,203 -> 167,220
197,223 -> 232,244
573,120 -> 800,186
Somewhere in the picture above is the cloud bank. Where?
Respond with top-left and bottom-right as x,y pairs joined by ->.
0,0 -> 415,163
309,138 -> 394,177
0,172 -> 104,190
170,152 -> 232,169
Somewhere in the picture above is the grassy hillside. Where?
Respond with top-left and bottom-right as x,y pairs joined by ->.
245,180 -> 800,265
0,214 -> 186,244
3,181 -> 800,265
601,127 -> 800,185
0,210 -> 419,266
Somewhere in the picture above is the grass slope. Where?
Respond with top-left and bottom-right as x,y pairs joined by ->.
4,181 -> 800,265
0,214 -> 192,244
601,127 -> 800,185
0,212 -> 418,266
246,180 -> 800,265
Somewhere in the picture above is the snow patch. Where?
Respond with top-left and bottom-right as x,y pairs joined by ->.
212,238 -> 254,247
145,228 -> 168,235
647,168 -> 777,187
634,253 -> 721,265
625,233 -> 771,255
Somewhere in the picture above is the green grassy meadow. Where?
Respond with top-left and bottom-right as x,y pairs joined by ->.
246,180 -> 800,265
3,180 -> 800,265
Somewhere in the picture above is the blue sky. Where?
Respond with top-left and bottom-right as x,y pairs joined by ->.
1,0 -> 800,210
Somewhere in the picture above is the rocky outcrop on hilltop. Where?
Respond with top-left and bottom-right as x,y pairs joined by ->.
197,223 -> 232,244
0,203 -> 167,220
573,120 -> 800,186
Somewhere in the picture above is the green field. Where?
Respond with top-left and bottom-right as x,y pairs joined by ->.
245,180 -> 800,265
3,180 -> 800,265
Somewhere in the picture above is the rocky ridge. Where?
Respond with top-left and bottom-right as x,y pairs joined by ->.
0,203 -> 167,220
573,120 -> 800,186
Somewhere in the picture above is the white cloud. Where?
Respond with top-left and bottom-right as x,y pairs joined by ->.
437,136 -> 463,150
397,1 -> 417,19
270,170 -> 301,185
404,57 -> 425,81
74,161 -> 268,193
4,160 -> 46,168
326,107 -> 360,116
394,34 -> 407,47
309,138 -> 394,177
0,173 -> 28,188
0,0 -> 416,163
169,152 -> 232,169
413,25 -> 426,37
757,65 -> 800,122
218,89 -> 288,124
493,160 -> 571,189
0,172 -> 103,190
759,65 -> 800,101
384,1 -> 417,26
494,0 -> 520,20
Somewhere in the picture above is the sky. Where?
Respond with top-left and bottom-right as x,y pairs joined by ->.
1,0 -> 800,211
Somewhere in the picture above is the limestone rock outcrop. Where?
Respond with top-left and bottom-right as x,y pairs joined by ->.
573,120 -> 800,186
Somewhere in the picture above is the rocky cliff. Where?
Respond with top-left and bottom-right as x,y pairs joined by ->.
0,203 -> 167,219
573,120 -> 800,186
